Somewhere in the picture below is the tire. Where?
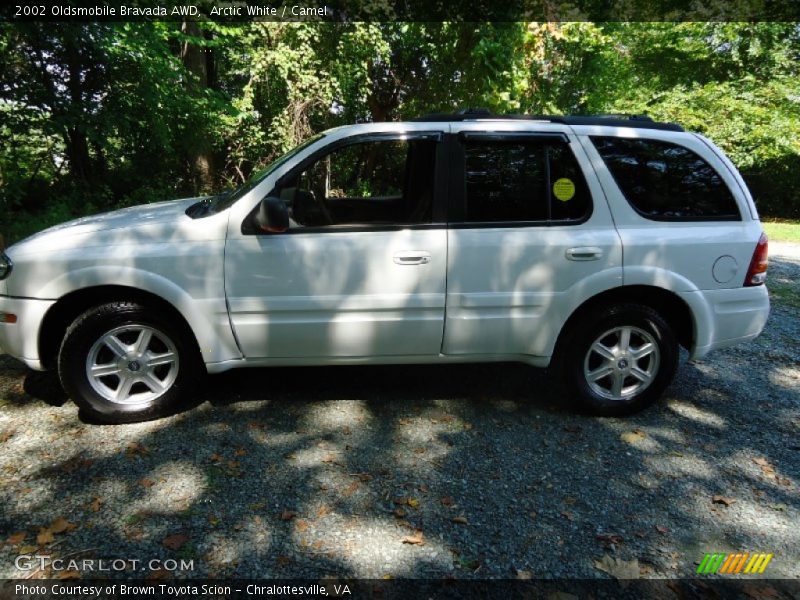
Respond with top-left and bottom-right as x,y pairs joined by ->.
562,303 -> 678,416
58,301 -> 203,424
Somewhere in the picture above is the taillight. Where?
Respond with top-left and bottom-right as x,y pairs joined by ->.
744,232 -> 768,286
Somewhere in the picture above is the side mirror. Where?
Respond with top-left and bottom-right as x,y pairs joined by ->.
254,196 -> 289,233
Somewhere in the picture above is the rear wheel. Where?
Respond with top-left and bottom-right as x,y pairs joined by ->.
563,303 -> 678,416
58,302 -> 202,423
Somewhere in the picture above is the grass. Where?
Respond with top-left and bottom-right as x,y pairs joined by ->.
763,219 -> 800,243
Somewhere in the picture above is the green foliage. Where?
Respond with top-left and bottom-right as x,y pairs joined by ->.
1,21 -> 798,243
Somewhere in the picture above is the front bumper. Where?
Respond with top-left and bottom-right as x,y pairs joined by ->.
0,295 -> 55,371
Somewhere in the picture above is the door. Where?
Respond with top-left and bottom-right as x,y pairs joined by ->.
443,127 -> 623,359
224,132 -> 448,359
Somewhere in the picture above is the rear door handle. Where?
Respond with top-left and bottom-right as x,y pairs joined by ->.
393,251 -> 431,265
566,247 -> 603,261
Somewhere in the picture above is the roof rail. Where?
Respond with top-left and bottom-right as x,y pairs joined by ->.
412,108 -> 684,132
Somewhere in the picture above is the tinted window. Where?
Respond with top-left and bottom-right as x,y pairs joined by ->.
463,139 -> 591,223
272,138 -> 436,228
591,137 -> 740,220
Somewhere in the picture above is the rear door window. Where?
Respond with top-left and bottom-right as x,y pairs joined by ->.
459,136 -> 592,225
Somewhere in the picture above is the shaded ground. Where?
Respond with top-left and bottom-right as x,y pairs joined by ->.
0,247 -> 798,581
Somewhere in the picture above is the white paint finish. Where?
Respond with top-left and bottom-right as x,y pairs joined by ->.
3,197 -> 241,365
677,286 -> 770,359
712,255 -> 739,284
0,120 -> 771,375
204,352 -> 552,374
443,226 -> 623,357
0,295 -> 54,368
224,229 -> 447,358
575,130 -> 764,292
618,221 -> 763,291
442,127 -> 623,358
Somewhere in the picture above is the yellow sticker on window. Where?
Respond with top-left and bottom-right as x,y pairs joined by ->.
553,178 -> 575,202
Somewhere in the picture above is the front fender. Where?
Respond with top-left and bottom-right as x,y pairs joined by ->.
38,266 -> 241,365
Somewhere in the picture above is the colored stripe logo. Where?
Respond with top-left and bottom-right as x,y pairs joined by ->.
697,553 -> 773,574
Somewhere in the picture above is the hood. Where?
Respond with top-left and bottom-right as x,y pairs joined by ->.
22,197 -> 204,242
8,196 -> 216,256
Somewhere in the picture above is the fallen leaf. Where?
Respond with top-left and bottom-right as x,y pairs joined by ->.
210,453 -> 223,462
208,515 -> 220,526
564,497 -> 577,505
280,510 -> 298,521
125,442 -> 149,456
393,508 -> 407,518
451,515 -> 468,525
561,510 -> 574,521
19,545 -> 38,554
0,429 -> 15,443
276,555 -> 291,567
90,497 -> 102,512
162,533 -> 189,550
621,430 -> 646,444
36,528 -> 55,546
139,478 -> 155,488
342,481 -> 360,497
418,484 -> 429,493
393,497 -> 408,506
655,525 -> 668,534
295,519 -> 309,532
414,447 -> 426,454
246,422 -> 264,430
401,530 -> 424,545
516,569 -> 533,580
594,554 -> 640,580
234,448 -> 247,457
8,532 -> 26,545
316,505 -> 330,518
407,497 -> 420,509
353,473 -> 372,482
440,496 -> 455,506
50,517 -> 76,534
712,495 -> 736,506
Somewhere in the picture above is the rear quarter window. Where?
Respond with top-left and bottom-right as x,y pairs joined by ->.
591,136 -> 740,221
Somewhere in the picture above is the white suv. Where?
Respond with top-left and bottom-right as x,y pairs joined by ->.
0,111 -> 770,423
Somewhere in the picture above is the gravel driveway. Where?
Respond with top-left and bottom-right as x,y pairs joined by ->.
1,245 -> 798,581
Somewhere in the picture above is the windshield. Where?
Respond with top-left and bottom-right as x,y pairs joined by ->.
208,132 -> 326,214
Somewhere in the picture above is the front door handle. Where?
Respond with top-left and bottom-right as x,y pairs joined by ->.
566,247 -> 603,261
393,251 -> 431,265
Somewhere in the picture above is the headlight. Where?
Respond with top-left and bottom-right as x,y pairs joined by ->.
0,251 -> 12,280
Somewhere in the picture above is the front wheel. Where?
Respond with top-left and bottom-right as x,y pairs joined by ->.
563,303 -> 678,416
58,302 -> 203,423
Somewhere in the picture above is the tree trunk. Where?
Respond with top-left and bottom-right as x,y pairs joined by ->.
181,21 -> 215,193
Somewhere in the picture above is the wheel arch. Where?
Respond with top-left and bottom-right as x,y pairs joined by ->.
550,285 -> 694,375
39,285 -> 203,371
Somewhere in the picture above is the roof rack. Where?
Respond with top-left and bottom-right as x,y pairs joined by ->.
412,108 -> 684,132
